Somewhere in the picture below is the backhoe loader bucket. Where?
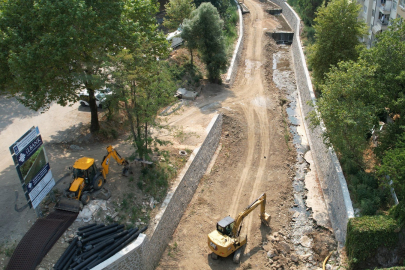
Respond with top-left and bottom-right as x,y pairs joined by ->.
55,198 -> 81,213
261,213 -> 271,226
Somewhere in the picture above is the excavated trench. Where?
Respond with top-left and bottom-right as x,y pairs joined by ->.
273,45 -> 336,268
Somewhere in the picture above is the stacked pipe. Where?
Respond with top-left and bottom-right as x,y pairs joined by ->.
53,223 -> 147,270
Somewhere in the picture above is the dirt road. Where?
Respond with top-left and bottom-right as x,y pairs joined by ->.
156,0 -> 304,269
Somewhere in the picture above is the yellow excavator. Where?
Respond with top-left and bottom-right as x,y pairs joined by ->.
56,146 -> 129,211
207,193 -> 271,263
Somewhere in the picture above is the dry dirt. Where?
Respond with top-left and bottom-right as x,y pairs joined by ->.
155,0 -> 316,269
1,0 -> 342,268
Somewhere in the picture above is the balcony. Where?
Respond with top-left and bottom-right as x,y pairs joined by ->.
379,0 -> 392,13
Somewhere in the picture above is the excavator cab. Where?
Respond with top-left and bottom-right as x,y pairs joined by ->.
217,216 -> 235,237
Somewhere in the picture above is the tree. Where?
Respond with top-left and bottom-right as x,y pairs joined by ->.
312,20 -> 405,169
308,0 -> 366,87
106,2 -> 176,159
313,60 -> 378,167
296,0 -> 325,26
182,2 -> 227,83
194,0 -> 230,18
163,0 -> 195,31
0,0 -> 138,133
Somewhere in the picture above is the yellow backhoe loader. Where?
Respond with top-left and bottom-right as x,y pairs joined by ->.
207,193 -> 271,263
56,146 -> 129,212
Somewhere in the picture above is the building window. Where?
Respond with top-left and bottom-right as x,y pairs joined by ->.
379,12 -> 390,24
400,0 -> 405,8
372,9 -> 375,16
364,5 -> 368,13
393,0 -> 398,9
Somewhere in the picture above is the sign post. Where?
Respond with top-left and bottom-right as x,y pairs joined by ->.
10,126 -> 55,217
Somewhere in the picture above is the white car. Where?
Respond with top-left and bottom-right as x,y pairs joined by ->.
78,89 -> 111,109
166,27 -> 183,49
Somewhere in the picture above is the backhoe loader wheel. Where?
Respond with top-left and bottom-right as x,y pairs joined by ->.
211,253 -> 218,260
233,248 -> 242,264
81,194 -> 90,205
93,176 -> 104,191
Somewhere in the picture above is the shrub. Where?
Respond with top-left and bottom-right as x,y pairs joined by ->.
346,215 -> 399,269
390,202 -> 405,227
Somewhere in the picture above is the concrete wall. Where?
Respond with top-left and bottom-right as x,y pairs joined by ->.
269,0 -> 354,246
93,113 -> 223,269
225,0 -> 244,85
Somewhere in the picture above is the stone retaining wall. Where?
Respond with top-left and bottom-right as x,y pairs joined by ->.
92,113 -> 223,269
269,0 -> 354,246
225,0 -> 244,85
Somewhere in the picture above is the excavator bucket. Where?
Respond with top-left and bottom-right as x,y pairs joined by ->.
261,213 -> 271,226
55,198 -> 81,213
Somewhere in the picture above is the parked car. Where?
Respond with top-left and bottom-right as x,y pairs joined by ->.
78,89 -> 110,109
166,26 -> 183,49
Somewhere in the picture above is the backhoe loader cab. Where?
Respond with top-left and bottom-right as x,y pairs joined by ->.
67,157 -> 105,204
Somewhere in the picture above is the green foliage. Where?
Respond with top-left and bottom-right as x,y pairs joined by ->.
312,20 -> 405,201
362,20 -> 405,131
139,165 -> 171,201
308,0 -> 366,87
346,170 -> 388,215
377,133 -> 405,201
389,202 -> 405,228
313,60 -> 378,167
194,0 -> 230,17
302,25 -> 316,44
107,20 -> 176,159
346,215 -> 398,269
374,123 -> 404,159
297,0 -> 325,26
223,3 -> 239,56
163,0 -> 196,30
182,3 -> 227,83
0,0 -> 133,133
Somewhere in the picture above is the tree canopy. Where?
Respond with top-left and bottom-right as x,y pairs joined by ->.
295,0 -> 325,26
308,0 -> 366,87
194,0 -> 230,17
163,0 -> 196,30
313,20 -> 405,187
0,0 -> 156,133
182,2 -> 227,83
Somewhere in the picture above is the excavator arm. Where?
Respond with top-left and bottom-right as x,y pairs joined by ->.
101,145 -> 129,178
231,193 -> 271,237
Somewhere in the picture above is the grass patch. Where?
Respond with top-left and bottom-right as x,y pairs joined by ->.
223,3 -> 239,57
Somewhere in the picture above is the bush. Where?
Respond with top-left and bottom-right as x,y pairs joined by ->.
346,170 -> 389,215
346,215 -> 399,269
302,25 -> 315,44
390,202 -> 405,227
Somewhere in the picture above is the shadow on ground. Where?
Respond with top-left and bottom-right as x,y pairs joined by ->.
0,96 -> 40,132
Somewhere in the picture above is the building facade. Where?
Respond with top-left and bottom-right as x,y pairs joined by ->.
358,0 -> 405,47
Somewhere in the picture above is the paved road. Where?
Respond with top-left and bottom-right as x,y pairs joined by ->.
0,96 -> 90,245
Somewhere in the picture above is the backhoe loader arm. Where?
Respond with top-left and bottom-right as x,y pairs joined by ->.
101,145 -> 129,178
231,193 -> 270,236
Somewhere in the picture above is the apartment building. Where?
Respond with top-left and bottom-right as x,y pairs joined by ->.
358,0 -> 405,47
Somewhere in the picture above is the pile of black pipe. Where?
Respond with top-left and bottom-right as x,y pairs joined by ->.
53,223 -> 147,270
